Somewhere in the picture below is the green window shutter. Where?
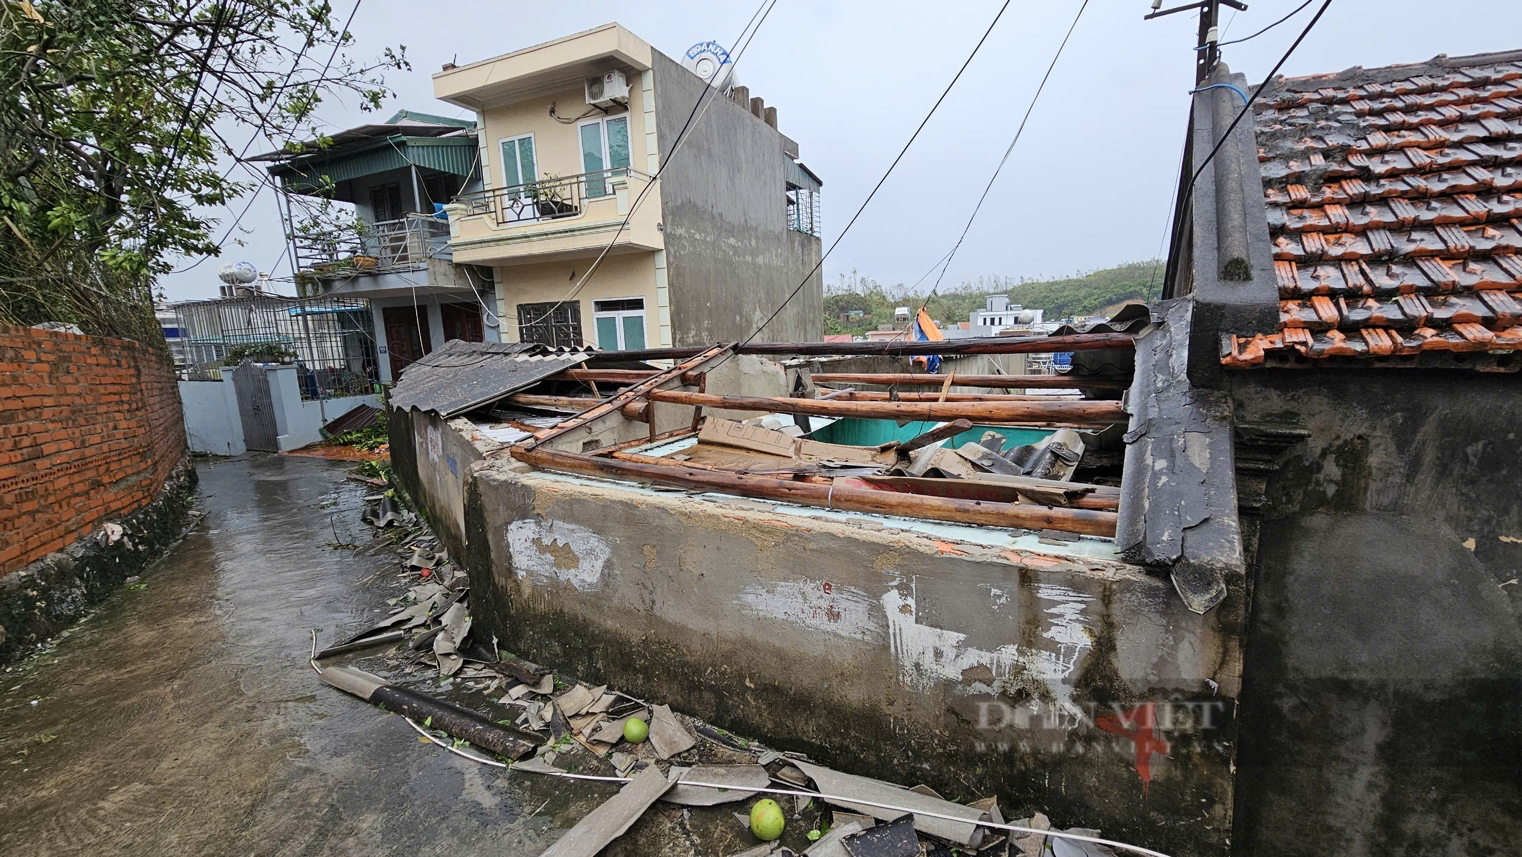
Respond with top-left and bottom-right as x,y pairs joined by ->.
595,315 -> 619,349
606,117 -> 630,171
581,124 -> 606,197
500,140 -> 521,187
517,137 -> 536,189
621,314 -> 645,350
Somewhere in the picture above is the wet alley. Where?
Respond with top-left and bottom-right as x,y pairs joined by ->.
0,455 -> 690,857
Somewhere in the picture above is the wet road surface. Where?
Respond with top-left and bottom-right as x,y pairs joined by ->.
0,455 -> 742,857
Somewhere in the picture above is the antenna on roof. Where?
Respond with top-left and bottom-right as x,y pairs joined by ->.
1144,0 -> 1248,84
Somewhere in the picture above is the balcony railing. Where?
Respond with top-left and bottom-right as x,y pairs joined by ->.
293,214 -> 451,277
453,169 -> 646,227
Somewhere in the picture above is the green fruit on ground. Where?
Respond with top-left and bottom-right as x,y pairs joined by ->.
750,799 -> 785,841
623,717 -> 649,743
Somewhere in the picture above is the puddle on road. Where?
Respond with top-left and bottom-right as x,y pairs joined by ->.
0,454 -> 774,857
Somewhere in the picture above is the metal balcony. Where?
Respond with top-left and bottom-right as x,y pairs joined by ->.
452,169 -> 645,227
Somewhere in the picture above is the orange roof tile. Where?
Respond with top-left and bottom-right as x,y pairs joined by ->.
1223,51 -> 1522,367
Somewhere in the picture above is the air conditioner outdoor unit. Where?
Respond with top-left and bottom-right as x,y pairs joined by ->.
585,70 -> 630,108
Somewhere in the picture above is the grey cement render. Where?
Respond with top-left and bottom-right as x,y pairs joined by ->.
1230,371 -> 1522,857
651,52 -> 822,345
425,452 -> 1243,856
179,378 -> 246,456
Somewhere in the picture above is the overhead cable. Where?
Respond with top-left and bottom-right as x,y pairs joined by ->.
738,0 -> 1015,348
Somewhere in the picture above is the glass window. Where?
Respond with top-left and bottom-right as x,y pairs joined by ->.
592,297 -> 646,350
581,116 -> 631,198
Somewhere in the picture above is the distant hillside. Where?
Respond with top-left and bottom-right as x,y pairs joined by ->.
823,261 -> 1162,337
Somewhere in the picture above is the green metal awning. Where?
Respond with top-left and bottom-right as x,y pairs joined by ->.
273,135 -> 478,193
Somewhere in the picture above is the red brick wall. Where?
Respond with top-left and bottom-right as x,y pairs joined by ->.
0,325 -> 185,575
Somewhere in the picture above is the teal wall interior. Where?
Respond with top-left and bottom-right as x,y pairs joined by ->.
808,418 -> 1054,450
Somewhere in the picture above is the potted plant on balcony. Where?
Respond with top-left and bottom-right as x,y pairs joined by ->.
531,173 -> 576,218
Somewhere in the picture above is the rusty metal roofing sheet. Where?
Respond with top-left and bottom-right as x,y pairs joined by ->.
1223,51 -> 1522,367
388,340 -> 595,418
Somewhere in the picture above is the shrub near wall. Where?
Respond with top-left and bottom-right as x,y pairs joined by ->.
0,325 -> 186,575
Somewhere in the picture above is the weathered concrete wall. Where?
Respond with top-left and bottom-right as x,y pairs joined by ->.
387,407 -> 488,562
652,52 -> 822,345
1230,371 -> 1522,857
460,464 -> 1239,856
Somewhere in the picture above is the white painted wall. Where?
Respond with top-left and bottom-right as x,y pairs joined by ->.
179,378 -> 245,456
266,365 -> 381,452
179,367 -> 379,455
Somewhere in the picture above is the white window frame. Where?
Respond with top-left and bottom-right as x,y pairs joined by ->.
497,132 -> 537,196
592,296 -> 647,350
576,114 -> 631,197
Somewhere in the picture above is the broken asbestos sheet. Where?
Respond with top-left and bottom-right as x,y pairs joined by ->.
791,760 -> 992,848
539,765 -> 672,857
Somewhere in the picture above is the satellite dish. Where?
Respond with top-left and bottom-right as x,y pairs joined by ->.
216,261 -> 259,285
682,40 -> 737,90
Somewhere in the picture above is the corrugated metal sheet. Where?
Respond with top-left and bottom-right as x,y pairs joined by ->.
275,136 -> 478,189
388,340 -> 595,418
784,158 -> 822,191
321,403 -> 380,436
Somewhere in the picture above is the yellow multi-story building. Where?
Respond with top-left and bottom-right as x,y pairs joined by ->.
433,23 -> 823,350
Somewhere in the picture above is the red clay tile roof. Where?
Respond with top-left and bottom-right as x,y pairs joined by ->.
1222,51 -> 1522,368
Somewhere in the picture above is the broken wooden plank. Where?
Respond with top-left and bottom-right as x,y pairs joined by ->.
810,372 -> 1130,390
848,475 -> 1119,510
896,419 -> 973,454
585,332 -> 1137,362
539,765 -> 672,857
512,445 -> 1119,538
644,389 -> 1127,427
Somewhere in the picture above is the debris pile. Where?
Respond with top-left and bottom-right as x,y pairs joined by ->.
318,499 -> 1155,857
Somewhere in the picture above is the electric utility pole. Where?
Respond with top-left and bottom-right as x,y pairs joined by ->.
1144,0 -> 1249,84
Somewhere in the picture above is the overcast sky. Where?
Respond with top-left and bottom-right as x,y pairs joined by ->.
159,0 -> 1522,301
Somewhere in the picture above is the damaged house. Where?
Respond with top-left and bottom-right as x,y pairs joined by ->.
385,43 -> 1521,857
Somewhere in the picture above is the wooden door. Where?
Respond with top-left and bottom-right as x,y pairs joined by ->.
383,305 -> 432,379
440,303 -> 484,343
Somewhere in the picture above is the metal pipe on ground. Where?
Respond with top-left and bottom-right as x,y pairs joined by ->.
317,665 -> 539,759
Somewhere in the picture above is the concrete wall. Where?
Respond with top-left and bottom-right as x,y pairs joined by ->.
450,76 -> 664,266
492,252 -> 658,347
179,378 -> 245,456
1230,371 -> 1522,857
388,407 -> 489,561
451,462 -> 1237,856
264,366 -> 381,452
651,51 -> 823,345
0,325 -> 186,575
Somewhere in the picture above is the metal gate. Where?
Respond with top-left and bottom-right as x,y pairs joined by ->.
232,360 -> 279,452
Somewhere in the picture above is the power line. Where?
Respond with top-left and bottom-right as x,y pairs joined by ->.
1197,0 -> 1315,51
923,0 -> 1091,301
738,0 -> 1014,348
1162,0 -> 1333,290
172,1 -> 365,274
511,0 -> 778,342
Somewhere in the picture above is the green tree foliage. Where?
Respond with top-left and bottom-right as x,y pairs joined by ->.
0,0 -> 406,338
823,261 -> 1162,337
